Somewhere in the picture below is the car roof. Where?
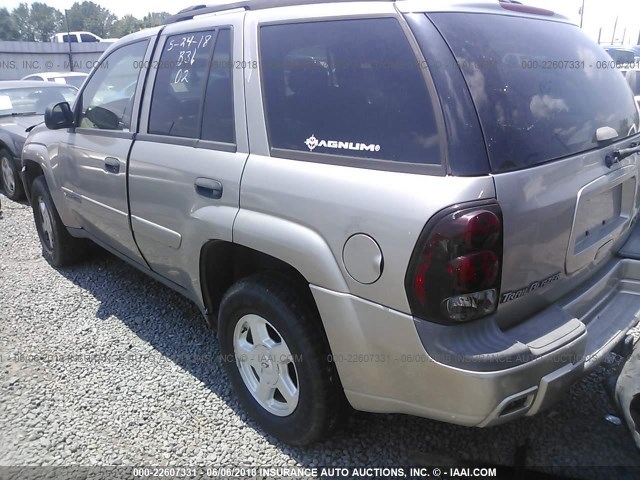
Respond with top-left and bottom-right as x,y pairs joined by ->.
605,46 -> 635,52
0,80 -> 78,88
163,0 -> 569,24
25,72 -> 88,78
54,31 -> 96,35
112,0 -> 570,50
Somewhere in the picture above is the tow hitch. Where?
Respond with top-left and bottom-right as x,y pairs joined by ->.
606,334 -> 640,449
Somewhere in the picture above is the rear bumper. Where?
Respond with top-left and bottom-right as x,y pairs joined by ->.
312,256 -> 640,427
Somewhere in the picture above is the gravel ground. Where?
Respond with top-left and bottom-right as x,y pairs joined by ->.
1,192 -> 640,478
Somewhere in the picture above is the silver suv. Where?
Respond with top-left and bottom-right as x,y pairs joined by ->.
20,0 -> 640,445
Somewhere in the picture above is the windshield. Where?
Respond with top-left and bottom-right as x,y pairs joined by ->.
0,86 -> 77,116
430,13 -> 640,173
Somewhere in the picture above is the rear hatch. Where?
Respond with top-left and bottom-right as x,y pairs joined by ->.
428,11 -> 640,327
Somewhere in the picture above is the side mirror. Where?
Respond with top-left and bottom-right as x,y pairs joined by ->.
85,106 -> 120,130
45,102 -> 74,130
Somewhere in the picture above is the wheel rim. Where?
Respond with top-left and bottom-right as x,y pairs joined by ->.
38,196 -> 55,250
233,314 -> 299,416
1,156 -> 15,195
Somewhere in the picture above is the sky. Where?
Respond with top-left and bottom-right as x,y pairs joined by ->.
3,0 -> 640,45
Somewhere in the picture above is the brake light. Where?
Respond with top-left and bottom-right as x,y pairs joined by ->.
406,204 -> 503,324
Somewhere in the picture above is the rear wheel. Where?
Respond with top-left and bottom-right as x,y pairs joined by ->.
31,176 -> 86,267
0,149 -> 24,201
218,275 -> 344,445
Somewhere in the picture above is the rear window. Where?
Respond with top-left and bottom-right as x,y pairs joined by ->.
430,13 -> 639,173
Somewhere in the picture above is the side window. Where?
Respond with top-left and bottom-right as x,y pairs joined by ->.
201,29 -> 234,144
79,41 -> 148,131
148,30 -> 217,138
260,19 -> 441,164
63,34 -> 78,43
81,33 -> 98,43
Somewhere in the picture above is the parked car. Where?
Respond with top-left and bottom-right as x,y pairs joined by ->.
50,32 -> 119,43
21,0 -> 640,445
0,81 -> 76,200
628,71 -> 640,108
604,46 -> 637,66
22,72 -> 89,90
50,32 -> 102,43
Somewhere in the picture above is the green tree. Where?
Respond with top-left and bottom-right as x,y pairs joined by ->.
30,2 -> 64,42
66,1 -> 116,38
142,12 -> 170,29
0,8 -> 20,40
12,3 -> 34,41
111,14 -> 142,38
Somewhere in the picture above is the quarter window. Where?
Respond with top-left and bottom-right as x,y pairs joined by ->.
260,19 -> 441,164
201,29 -> 234,144
79,40 -> 148,131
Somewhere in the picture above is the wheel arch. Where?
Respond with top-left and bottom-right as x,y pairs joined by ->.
22,158 -> 45,201
200,240 -> 322,329
0,135 -> 19,162
21,142 -> 77,228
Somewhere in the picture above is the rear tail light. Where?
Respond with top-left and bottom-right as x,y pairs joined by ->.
405,203 -> 503,324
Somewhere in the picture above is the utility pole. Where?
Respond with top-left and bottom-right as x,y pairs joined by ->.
579,0 -> 585,28
65,9 -> 73,72
611,16 -> 618,45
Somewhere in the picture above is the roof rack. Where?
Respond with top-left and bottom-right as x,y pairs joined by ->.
164,0 -> 394,24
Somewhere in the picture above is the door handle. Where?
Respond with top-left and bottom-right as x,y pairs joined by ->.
194,177 -> 223,199
104,157 -> 120,174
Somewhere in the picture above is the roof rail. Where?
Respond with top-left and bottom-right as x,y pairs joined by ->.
164,0 -> 394,24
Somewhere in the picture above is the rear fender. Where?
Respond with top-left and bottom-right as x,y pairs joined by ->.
233,209 -> 349,293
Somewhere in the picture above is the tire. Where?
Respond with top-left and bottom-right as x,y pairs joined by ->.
0,148 -> 25,201
31,176 -> 86,267
218,274 -> 345,445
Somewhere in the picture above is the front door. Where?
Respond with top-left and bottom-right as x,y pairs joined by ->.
60,39 -> 151,265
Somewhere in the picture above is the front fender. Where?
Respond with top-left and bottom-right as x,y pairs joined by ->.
0,131 -> 20,162
22,141 -> 79,229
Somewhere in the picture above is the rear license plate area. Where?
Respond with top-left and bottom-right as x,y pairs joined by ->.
566,166 -> 637,274
574,183 -> 623,253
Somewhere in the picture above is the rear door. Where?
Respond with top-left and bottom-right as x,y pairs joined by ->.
427,12 -> 640,327
128,12 -> 248,290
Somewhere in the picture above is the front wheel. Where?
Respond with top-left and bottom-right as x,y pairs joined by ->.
0,149 -> 25,201
218,275 -> 344,445
31,176 -> 87,267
